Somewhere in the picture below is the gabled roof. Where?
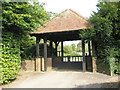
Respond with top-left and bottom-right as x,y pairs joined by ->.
30,9 -> 90,34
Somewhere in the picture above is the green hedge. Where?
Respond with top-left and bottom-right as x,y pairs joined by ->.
21,43 -> 55,60
0,32 -> 21,84
96,45 -> 120,76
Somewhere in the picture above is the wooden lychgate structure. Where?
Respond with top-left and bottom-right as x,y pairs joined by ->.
30,9 -> 96,72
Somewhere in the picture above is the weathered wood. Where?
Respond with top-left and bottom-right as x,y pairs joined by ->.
35,58 -> 41,71
35,37 -> 40,71
82,40 -> 86,72
50,41 -> 53,57
61,41 -> 63,57
41,58 -> 45,71
44,37 -> 47,71
92,40 -> 96,56
92,40 -> 97,73
50,41 -> 52,47
55,42 -> 57,56
54,41 -> 59,57
88,41 -> 91,56
36,37 -> 40,58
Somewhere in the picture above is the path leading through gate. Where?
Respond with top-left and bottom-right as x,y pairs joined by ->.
4,71 -> 119,88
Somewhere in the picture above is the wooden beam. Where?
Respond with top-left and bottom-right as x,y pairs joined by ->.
82,40 -> 86,72
88,41 -> 91,56
50,41 -> 53,47
44,37 -> 47,71
61,41 -> 63,57
35,37 -> 40,71
55,42 -> 57,57
92,40 -> 96,56
36,37 -> 40,58
50,41 -> 53,57
92,40 -> 97,73
54,41 -> 59,57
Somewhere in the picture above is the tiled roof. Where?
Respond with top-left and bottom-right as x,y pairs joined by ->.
30,9 -> 90,34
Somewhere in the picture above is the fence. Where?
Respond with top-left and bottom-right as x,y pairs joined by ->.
62,56 -> 83,62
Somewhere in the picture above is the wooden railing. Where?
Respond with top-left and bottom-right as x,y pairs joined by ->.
62,56 -> 83,62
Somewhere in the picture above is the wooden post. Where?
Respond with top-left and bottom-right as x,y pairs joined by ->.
92,41 -> 96,56
82,40 -> 86,72
50,41 -> 53,47
36,37 -> 40,58
50,41 -> 53,57
92,40 -> 97,73
61,41 -> 63,57
88,41 -> 91,56
54,41 -> 58,57
35,37 -> 40,71
44,37 -> 47,71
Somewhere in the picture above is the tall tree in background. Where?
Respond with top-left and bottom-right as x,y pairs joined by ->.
71,44 -> 76,51
80,2 -> 120,75
77,41 -> 82,52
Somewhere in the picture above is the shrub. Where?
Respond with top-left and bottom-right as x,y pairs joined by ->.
1,32 -> 21,84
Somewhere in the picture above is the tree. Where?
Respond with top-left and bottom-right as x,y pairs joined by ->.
77,41 -> 82,52
71,44 -> 76,51
2,1 -> 51,58
2,2 -> 50,37
63,45 -> 72,55
1,1 -> 50,83
80,2 -> 120,75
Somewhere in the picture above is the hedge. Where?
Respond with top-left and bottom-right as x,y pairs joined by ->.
0,32 -> 21,84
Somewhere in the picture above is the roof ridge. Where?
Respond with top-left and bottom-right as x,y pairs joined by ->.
46,9 -> 89,25
68,9 -> 89,22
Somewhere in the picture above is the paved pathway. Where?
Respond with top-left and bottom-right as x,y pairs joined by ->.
2,71 -> 119,88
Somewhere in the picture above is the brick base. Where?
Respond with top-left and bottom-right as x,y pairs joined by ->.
21,58 -> 52,72
21,60 -> 35,71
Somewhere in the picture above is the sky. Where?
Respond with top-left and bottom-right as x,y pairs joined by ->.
38,0 -> 99,45
39,0 -> 99,18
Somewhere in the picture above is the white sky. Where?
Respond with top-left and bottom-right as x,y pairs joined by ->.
39,0 -> 99,18
38,0 -> 99,45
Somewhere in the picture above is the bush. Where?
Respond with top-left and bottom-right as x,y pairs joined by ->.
21,43 -> 55,60
1,32 -> 21,84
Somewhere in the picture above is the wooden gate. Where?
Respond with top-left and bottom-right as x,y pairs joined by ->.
52,56 -> 83,70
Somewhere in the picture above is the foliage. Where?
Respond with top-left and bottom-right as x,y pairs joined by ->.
77,41 -> 82,52
21,43 -> 55,60
1,1 -> 50,84
1,32 -> 21,84
63,45 -> 73,55
2,1 -> 50,59
2,2 -> 50,37
71,44 -> 76,51
80,2 -> 120,75
63,44 -> 80,56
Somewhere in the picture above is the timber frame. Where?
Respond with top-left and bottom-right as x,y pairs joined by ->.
29,9 -> 97,72
30,30 -> 96,72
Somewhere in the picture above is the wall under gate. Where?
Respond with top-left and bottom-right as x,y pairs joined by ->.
21,58 -> 52,72
21,57 -> 96,72
21,60 -> 35,71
